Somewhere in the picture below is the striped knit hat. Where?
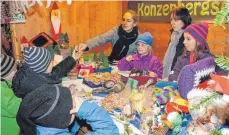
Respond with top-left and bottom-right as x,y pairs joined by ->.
184,22 -> 209,51
153,88 -> 169,105
1,54 -> 17,79
163,86 -> 176,100
24,47 -> 52,73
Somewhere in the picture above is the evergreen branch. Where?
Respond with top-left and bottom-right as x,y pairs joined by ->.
214,1 -> 229,27
215,56 -> 229,70
190,92 -> 221,111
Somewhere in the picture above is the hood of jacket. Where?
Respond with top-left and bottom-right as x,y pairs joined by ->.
12,64 -> 59,98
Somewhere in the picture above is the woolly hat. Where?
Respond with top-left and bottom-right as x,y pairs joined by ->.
163,86 -> 176,100
24,47 -> 52,73
153,88 -> 168,105
184,22 -> 209,51
17,85 -> 73,135
155,94 -> 168,105
136,32 -> 153,47
1,54 -> 17,79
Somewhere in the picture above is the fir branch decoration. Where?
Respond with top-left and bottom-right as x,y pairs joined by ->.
210,129 -> 222,135
47,44 -> 61,58
215,56 -> 229,70
190,92 -> 221,111
3,24 -> 12,40
214,0 -> 229,28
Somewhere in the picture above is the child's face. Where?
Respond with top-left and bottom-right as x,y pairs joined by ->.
121,12 -> 137,33
184,32 -> 197,52
137,42 -> 149,55
170,14 -> 184,31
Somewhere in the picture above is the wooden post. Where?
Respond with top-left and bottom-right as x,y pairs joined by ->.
11,24 -> 21,60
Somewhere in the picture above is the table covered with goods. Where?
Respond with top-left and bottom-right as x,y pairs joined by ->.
62,52 -> 229,135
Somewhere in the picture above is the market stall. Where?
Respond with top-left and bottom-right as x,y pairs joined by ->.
1,0 -> 229,135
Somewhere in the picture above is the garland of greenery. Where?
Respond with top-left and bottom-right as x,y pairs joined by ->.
215,56 -> 229,70
46,44 -> 61,58
214,0 -> 229,28
190,92 -> 221,111
214,0 -> 229,71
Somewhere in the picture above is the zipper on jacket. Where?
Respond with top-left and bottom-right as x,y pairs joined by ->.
118,46 -> 126,56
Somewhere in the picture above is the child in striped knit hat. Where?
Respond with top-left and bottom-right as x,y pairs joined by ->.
12,47 -> 119,135
0,54 -> 22,135
168,22 -> 213,82
12,46 -> 80,98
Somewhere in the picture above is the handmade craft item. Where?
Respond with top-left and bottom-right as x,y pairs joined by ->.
187,88 -> 229,125
20,36 -> 29,50
83,72 -> 121,88
51,2 -> 61,41
102,90 -> 131,112
177,57 -> 215,99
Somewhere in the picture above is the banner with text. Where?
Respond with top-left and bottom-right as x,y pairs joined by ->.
128,1 -> 226,22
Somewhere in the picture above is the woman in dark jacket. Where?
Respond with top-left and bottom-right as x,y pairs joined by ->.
163,7 -> 192,78
78,10 -> 139,65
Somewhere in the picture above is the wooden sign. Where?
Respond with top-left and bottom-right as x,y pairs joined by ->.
128,1 -> 226,23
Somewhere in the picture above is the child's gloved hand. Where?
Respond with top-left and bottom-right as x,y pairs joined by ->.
126,55 -> 133,62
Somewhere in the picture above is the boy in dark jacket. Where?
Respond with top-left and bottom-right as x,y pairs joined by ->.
13,46 -> 79,98
13,47 -> 119,135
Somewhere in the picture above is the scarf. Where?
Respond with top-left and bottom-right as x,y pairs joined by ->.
163,30 -> 184,78
108,25 -> 138,63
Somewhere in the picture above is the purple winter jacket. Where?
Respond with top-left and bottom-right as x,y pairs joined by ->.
118,54 -> 163,78
168,52 -> 212,81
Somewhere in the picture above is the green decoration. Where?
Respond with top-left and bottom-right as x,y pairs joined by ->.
214,0 -> 229,57
210,129 -> 223,135
3,24 -> 12,41
2,24 -> 13,56
103,56 -> 109,68
99,51 -> 105,61
214,0 -> 229,28
126,78 -> 138,91
82,53 -> 94,61
47,44 -> 61,58
190,92 -> 221,111
215,55 -> 229,70
93,53 -> 98,61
